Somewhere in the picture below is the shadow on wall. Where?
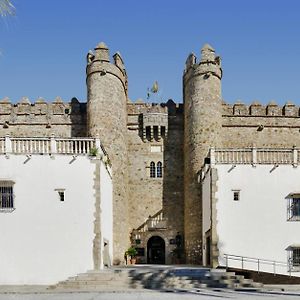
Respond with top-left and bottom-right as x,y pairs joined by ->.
70,97 -> 87,137
162,100 -> 185,262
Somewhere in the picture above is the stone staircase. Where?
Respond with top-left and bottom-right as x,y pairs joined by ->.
49,266 -> 263,292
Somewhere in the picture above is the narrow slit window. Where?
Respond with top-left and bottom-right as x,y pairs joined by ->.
153,126 -> 159,140
161,126 -> 166,138
150,161 -> 156,178
157,161 -> 163,178
146,126 -> 151,140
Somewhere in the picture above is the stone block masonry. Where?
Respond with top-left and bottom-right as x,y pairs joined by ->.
2,39 -> 300,268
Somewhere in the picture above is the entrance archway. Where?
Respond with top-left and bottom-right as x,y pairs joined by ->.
147,236 -> 165,264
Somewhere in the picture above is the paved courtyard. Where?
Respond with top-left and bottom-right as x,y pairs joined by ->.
1,290 -> 300,300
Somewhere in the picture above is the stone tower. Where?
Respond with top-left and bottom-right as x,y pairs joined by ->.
86,42 -> 129,263
183,44 -> 222,264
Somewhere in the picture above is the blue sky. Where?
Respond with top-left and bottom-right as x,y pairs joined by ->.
1,0 -> 300,105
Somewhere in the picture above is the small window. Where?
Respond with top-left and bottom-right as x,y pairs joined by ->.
232,190 -> 240,201
287,197 -> 300,221
55,189 -> 65,202
59,191 -> 65,202
0,181 -> 14,211
157,161 -> 163,178
288,247 -> 300,271
150,162 -> 156,178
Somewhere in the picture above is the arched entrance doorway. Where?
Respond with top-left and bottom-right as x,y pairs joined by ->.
147,236 -> 165,264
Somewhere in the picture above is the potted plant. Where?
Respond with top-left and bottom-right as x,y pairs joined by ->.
89,147 -> 99,157
126,246 -> 138,265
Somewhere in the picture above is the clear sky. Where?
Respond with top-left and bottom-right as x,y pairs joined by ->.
1,0 -> 300,105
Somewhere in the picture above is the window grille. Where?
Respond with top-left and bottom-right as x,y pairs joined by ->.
288,247 -> 300,271
0,181 -> 14,211
150,161 -> 156,178
292,248 -> 300,267
157,161 -> 163,178
287,197 -> 300,221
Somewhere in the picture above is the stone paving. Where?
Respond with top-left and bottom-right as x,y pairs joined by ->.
1,288 -> 300,300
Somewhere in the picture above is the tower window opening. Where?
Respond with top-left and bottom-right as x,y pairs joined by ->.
157,161 -> 163,178
150,161 -> 156,178
161,126 -> 166,138
153,126 -> 159,140
146,126 -> 151,140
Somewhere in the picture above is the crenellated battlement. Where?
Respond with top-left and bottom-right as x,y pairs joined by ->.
0,97 -> 86,137
222,100 -> 300,117
183,44 -> 222,84
127,99 -> 183,115
0,97 -> 85,118
86,42 -> 128,95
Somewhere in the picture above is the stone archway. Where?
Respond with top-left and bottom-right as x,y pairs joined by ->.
147,236 -> 165,264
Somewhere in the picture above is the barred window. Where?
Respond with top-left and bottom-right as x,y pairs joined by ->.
287,197 -> 300,221
292,248 -> 300,267
288,246 -> 300,271
150,161 -> 156,178
0,181 -> 14,211
157,161 -> 163,178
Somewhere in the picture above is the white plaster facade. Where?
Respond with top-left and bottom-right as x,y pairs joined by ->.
0,148 -> 113,284
202,149 -> 300,276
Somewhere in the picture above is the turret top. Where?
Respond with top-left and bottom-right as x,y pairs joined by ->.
94,41 -> 110,62
95,42 -> 109,50
201,43 -> 215,62
202,43 -> 215,51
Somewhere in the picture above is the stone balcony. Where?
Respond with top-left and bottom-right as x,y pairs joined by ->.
0,134 -> 108,157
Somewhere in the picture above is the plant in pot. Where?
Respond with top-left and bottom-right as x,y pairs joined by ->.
126,246 -> 138,265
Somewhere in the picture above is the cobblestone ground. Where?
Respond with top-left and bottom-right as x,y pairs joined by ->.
0,290 -> 300,300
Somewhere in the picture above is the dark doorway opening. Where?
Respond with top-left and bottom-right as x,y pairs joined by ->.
206,236 -> 211,266
147,236 -> 165,264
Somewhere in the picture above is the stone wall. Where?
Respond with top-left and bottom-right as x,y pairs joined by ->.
86,42 -> 129,264
0,97 -> 86,137
183,44 -> 222,264
222,101 -> 300,148
127,100 -> 184,251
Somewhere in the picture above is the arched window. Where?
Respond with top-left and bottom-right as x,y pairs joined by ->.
150,161 -> 156,178
157,161 -> 163,178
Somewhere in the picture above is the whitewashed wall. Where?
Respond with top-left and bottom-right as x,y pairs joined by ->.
0,154 -> 112,284
215,164 -> 300,276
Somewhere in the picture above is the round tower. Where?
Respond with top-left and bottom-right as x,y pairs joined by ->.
86,42 -> 129,264
183,44 -> 223,264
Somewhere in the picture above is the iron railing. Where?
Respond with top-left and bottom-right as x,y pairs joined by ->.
223,253 -> 291,276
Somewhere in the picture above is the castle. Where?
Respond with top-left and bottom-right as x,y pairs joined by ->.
1,41 -> 300,283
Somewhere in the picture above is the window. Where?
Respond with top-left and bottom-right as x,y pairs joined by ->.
287,196 -> 300,221
0,181 -> 14,211
157,161 -> 163,178
232,190 -> 240,201
55,188 -> 66,202
58,191 -> 65,202
150,162 -> 156,178
292,248 -> 300,268
288,247 -> 300,271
